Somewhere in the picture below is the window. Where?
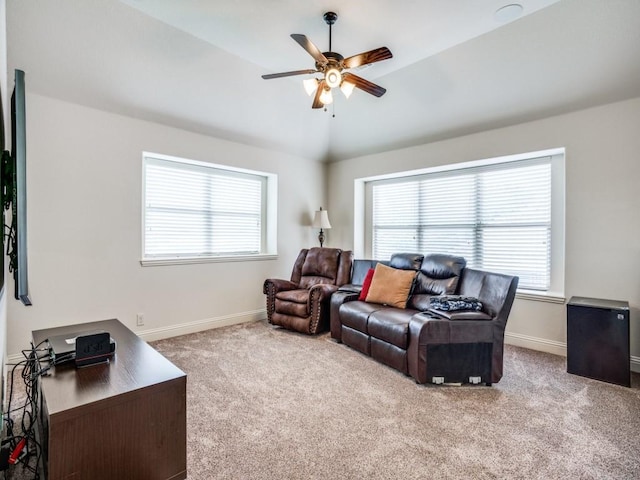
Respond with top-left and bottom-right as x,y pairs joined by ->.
142,153 -> 277,264
365,152 -> 564,294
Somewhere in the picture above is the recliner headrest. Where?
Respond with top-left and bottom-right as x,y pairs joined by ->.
413,254 -> 467,295
389,253 -> 424,271
420,254 -> 466,279
301,247 -> 342,279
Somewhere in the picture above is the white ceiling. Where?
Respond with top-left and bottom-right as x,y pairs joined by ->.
6,0 -> 640,162
118,0 -> 560,80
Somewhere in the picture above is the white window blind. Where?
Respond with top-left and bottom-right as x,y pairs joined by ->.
370,158 -> 552,290
143,156 -> 267,259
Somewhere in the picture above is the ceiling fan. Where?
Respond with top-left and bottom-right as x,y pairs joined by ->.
261,11 -> 393,109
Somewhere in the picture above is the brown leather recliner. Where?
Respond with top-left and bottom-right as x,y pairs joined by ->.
264,248 -> 353,334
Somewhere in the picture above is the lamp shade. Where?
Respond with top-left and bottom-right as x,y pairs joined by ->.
312,208 -> 332,229
340,80 -> 355,99
319,87 -> 333,105
303,78 -> 319,96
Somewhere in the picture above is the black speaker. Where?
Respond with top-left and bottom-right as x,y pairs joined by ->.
567,296 -> 630,387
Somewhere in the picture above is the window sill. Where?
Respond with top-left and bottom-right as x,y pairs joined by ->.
516,290 -> 566,304
140,254 -> 278,267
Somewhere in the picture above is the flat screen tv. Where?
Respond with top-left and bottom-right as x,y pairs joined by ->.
0,76 -> 5,296
10,69 -> 31,305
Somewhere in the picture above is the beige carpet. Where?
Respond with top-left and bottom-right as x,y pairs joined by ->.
148,320 -> 640,480
5,320 -> 640,479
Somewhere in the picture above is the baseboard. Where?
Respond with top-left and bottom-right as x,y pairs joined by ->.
504,332 -> 567,357
5,310 -> 267,365
505,332 -> 640,373
7,352 -> 24,365
136,309 -> 267,342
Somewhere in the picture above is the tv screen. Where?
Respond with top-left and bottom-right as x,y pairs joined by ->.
0,78 -> 5,296
10,69 -> 31,306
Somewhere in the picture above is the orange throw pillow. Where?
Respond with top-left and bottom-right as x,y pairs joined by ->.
365,263 -> 416,309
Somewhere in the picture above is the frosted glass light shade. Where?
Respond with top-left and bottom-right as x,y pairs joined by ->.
319,88 -> 333,105
340,81 -> 355,99
303,78 -> 319,96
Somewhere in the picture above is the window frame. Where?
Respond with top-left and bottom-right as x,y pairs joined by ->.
356,148 -> 565,302
141,152 -> 278,266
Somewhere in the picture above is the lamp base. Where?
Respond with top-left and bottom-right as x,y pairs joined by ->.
318,229 -> 325,248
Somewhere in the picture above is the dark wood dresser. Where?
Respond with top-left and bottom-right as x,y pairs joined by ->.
32,319 -> 187,480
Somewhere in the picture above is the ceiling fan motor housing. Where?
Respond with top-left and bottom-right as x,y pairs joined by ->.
316,51 -> 344,72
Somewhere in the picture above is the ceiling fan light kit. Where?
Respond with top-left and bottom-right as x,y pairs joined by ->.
319,87 -> 333,105
325,67 -> 342,88
303,78 -> 319,96
261,11 -> 393,109
340,81 -> 355,99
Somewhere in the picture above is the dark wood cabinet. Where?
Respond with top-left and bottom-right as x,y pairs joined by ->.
33,319 -> 187,480
567,296 -> 630,387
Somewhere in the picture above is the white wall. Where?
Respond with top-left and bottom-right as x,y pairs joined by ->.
6,88 -> 640,371
1,0 -> 8,413
6,93 -> 326,354
328,97 -> 640,367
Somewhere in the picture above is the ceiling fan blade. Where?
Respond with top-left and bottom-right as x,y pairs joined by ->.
342,73 -> 387,97
262,69 -> 317,80
312,80 -> 326,109
291,34 -> 328,65
343,47 -> 393,69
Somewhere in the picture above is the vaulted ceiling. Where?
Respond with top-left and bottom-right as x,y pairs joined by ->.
7,0 -> 640,162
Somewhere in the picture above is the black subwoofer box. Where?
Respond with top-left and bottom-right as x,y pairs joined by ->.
567,296 -> 630,387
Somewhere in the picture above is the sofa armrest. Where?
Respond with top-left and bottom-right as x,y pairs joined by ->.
263,278 -> 298,295
337,284 -> 362,294
427,308 -> 492,321
263,278 -> 298,324
330,290 -> 361,342
308,284 -> 339,334
407,313 -> 451,383
407,311 -> 494,383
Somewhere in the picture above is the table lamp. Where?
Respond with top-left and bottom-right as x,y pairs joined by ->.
312,207 -> 331,247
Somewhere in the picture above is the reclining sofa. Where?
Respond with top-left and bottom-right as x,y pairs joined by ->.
330,253 -> 518,385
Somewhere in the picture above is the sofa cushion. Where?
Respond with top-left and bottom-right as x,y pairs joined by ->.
339,301 -> 390,333
275,299 -> 308,317
275,289 -> 309,304
365,264 -> 417,308
407,293 -> 436,311
274,289 -> 310,317
368,309 -> 415,349
358,268 -> 376,301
